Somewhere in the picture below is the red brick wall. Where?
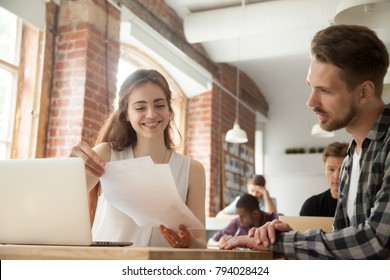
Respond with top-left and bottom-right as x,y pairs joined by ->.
46,0 -> 120,156
186,92 -> 213,214
187,64 -> 257,216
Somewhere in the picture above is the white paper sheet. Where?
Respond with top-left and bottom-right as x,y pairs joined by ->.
100,157 -> 204,230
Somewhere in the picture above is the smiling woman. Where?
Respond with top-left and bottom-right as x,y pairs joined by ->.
126,85 -> 171,148
116,49 -> 188,153
69,69 -> 206,249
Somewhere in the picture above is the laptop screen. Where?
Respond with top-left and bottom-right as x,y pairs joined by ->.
0,158 -> 93,246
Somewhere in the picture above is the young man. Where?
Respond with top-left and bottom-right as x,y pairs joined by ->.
300,142 -> 348,217
208,194 -> 280,248
222,25 -> 390,259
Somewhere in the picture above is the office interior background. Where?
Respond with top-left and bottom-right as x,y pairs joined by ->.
1,0 -> 389,216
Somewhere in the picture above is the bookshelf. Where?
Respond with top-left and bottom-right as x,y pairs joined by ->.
221,137 -> 255,208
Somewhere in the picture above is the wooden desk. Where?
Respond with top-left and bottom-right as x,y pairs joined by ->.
0,244 -> 272,260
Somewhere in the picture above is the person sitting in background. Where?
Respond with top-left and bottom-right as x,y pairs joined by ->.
300,142 -> 348,217
217,174 -> 277,218
208,194 -> 280,248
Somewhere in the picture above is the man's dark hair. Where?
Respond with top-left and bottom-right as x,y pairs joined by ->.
236,194 -> 260,212
311,24 -> 389,97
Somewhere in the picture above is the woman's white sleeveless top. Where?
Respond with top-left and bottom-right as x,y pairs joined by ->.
92,146 -> 191,247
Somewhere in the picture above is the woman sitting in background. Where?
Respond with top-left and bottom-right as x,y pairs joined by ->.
217,174 -> 277,218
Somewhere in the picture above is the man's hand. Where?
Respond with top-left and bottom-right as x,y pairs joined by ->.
221,219 -> 293,251
220,235 -> 269,251
253,219 -> 293,247
218,234 -> 233,248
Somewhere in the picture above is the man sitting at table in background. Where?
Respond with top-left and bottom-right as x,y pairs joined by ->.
217,175 -> 277,218
208,194 -> 280,248
300,141 -> 348,217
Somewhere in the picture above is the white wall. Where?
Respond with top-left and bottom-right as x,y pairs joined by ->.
265,154 -> 328,215
250,54 -> 352,215
262,70 -> 351,215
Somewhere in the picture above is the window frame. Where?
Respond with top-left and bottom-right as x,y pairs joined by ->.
0,8 -> 43,159
0,10 -> 22,159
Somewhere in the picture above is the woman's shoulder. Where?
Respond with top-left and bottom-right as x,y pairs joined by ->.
170,152 -> 198,164
189,158 -> 205,172
170,152 -> 205,175
188,158 -> 205,184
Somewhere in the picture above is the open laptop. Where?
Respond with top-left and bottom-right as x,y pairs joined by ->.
278,216 -> 334,232
0,157 -> 132,247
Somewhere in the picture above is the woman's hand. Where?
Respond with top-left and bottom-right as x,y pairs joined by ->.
256,185 -> 268,196
69,141 -> 105,177
159,224 -> 191,248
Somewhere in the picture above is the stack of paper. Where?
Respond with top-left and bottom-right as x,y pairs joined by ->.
100,156 -> 204,230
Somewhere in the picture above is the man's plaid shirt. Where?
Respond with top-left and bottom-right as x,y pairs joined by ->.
271,104 -> 390,259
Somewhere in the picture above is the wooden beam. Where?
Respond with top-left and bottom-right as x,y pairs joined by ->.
35,1 -> 58,158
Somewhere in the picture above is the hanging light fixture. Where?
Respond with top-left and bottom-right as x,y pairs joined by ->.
311,123 -> 335,138
225,0 -> 248,144
334,0 -> 390,29
225,68 -> 248,143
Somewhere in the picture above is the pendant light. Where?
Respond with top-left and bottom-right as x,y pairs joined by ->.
225,68 -> 248,143
334,0 -> 390,29
225,0 -> 248,144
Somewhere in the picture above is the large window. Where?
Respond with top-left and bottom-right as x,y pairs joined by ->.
0,7 -> 21,159
0,6 -> 43,159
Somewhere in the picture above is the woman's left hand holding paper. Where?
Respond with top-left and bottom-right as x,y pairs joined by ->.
159,224 -> 191,248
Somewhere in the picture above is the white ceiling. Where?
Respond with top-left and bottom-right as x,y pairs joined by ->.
165,0 -> 390,103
